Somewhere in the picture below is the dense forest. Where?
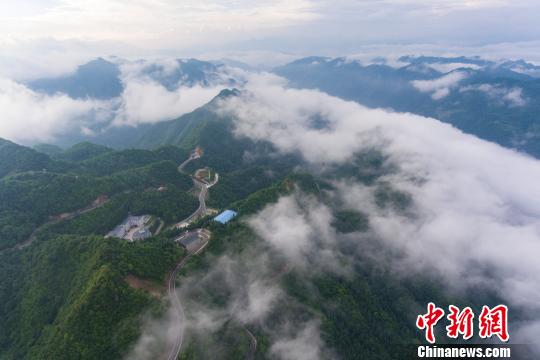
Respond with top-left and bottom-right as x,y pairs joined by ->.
0,140 -> 204,358
0,93 -> 516,360
0,142 -> 194,250
0,235 -> 182,359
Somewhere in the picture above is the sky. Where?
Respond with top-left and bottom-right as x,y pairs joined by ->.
2,0 -> 540,79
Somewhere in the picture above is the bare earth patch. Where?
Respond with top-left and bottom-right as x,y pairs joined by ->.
125,275 -> 164,298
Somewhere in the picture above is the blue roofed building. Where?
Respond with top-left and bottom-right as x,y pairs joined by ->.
213,210 -> 237,224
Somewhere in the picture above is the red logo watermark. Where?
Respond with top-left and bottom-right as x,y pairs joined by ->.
416,303 -> 509,344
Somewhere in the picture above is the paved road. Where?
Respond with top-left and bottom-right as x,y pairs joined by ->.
155,219 -> 165,236
244,327 -> 258,360
178,152 -> 200,172
181,180 -> 208,224
165,254 -> 190,360
165,236 -> 210,360
175,154 -> 219,227
164,150 -> 217,360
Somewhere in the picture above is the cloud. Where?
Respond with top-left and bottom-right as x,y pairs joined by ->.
127,250 -> 287,358
321,41 -> 540,68
503,87 -> 527,106
127,214 -> 339,359
199,50 -> 301,70
460,83 -> 527,106
0,38 -> 141,80
0,0 -> 319,50
0,57 -> 244,143
111,58 -> 242,126
0,78 -> 111,143
2,1 -> 540,68
270,321 -> 326,360
411,71 -> 468,99
234,279 -> 283,323
112,79 -> 223,126
125,305 -> 182,360
218,73 -> 540,346
247,194 -> 349,275
248,196 -> 319,262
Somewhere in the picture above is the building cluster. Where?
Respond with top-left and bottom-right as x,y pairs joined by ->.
106,215 -> 153,242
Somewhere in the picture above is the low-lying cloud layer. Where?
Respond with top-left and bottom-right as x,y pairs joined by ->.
112,59 -> 243,127
0,59 -> 242,143
112,79 -> 223,126
411,71 -> 469,99
460,83 -> 527,106
0,78 -> 111,143
218,73 -> 540,347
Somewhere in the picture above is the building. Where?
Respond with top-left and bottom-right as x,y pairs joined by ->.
176,231 -> 203,252
213,210 -> 237,224
176,229 -> 212,253
106,214 -> 152,240
132,228 -> 151,241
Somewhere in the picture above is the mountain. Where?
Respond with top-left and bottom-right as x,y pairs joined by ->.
274,56 -> 540,158
0,137 -> 59,178
21,57 -> 239,149
53,142 -> 113,162
26,57 -> 236,101
32,144 -> 63,157
27,58 -> 123,99
136,58 -> 236,91
0,235 -> 181,359
0,141 -> 194,250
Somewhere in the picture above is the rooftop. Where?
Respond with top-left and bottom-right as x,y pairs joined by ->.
176,232 -> 200,247
213,210 -> 237,224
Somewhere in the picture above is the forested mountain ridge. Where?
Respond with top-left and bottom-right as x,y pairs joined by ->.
0,235 -> 182,359
0,137 -> 61,178
0,141 -> 194,250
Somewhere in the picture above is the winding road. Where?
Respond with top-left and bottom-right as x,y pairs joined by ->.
164,149 -> 217,360
165,254 -> 190,360
244,327 -> 258,360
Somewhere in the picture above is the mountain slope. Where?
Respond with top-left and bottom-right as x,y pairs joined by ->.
0,141 -> 193,250
0,138 -> 60,178
27,58 -> 123,99
53,142 -> 113,163
274,56 -> 540,158
0,235 -> 181,359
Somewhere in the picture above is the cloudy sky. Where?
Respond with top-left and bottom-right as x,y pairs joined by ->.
1,1 -> 539,144
2,0 -> 540,77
